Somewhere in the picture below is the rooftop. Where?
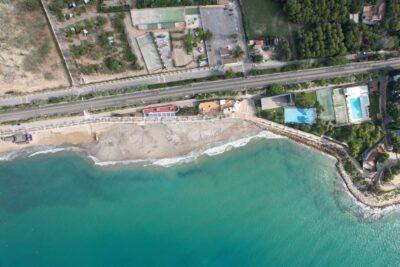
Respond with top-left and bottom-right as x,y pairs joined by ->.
362,1 -> 385,24
261,94 -> 293,110
143,105 -> 178,114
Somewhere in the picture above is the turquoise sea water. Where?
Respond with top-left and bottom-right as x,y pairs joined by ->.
1,139 -> 400,266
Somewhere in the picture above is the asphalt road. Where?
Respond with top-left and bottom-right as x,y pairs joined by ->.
1,59 -> 400,122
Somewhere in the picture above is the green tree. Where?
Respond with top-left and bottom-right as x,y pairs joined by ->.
225,69 -> 236,79
376,152 -> 389,164
105,57 -> 126,73
275,38 -> 292,61
251,54 -> 263,63
184,34 -> 194,53
232,45 -> 244,58
389,103 -> 400,122
349,0 -> 362,13
49,0 -> 64,16
96,16 -> 107,27
203,30 -> 213,41
294,92 -> 316,108
266,85 -> 285,96
25,0 -> 40,10
389,132 -> 400,153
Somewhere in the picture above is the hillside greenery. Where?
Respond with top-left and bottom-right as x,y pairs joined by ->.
274,0 -> 400,59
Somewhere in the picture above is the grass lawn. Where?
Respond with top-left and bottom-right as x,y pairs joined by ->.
259,107 -> 284,124
240,0 -> 292,39
294,91 -> 317,108
369,93 -> 380,122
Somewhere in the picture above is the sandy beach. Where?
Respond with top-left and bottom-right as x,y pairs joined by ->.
0,118 -> 263,163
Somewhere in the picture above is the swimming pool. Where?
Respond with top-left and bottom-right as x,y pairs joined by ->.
349,97 -> 363,121
284,108 -> 317,124
347,95 -> 370,123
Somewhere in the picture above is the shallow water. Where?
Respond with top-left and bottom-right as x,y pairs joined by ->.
1,139 -> 400,266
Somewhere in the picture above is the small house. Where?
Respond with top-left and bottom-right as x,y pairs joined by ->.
362,1 -> 385,25
219,47 -> 231,58
142,105 -> 179,118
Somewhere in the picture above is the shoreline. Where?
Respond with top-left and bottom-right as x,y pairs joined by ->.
0,117 -> 269,164
245,117 -> 400,211
2,115 -> 400,211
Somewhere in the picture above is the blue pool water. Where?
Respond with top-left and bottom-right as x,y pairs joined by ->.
284,108 -> 316,124
349,98 -> 363,121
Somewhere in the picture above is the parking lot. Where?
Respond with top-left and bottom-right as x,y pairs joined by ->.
200,1 -> 247,66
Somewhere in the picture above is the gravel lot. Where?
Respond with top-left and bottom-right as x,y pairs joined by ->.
200,1 -> 247,66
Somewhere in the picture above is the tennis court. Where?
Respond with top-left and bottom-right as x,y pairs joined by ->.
136,33 -> 163,72
316,88 -> 335,121
284,107 -> 316,124
332,88 -> 349,125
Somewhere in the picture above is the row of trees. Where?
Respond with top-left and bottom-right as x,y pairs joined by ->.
276,0 -> 350,59
297,23 -> 347,58
276,0 -> 400,59
387,80 -> 400,128
278,0 -> 349,24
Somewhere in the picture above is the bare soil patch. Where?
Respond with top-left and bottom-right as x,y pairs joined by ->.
0,1 -> 69,95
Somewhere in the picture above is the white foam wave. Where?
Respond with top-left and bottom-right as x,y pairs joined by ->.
152,131 -> 284,167
0,151 -> 20,162
88,130 -> 283,168
203,131 -> 282,157
152,153 -> 197,167
88,155 -> 147,167
28,147 -> 82,157
2,130 -> 283,169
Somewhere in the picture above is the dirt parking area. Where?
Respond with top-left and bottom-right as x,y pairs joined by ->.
171,32 -> 194,67
200,2 -> 247,66
0,1 -> 69,95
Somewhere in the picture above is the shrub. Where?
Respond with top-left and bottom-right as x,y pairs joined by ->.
265,85 -> 285,96
232,45 -> 244,58
105,57 -> 126,73
376,152 -> 389,164
25,0 -> 40,10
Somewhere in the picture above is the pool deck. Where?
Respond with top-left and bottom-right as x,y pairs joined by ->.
345,86 -> 371,123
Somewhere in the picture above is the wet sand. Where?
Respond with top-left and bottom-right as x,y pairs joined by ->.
0,118 -> 263,162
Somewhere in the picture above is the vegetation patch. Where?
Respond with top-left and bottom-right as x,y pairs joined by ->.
240,0 -> 293,39
259,107 -> 284,124
276,0 -> 400,59
369,92 -> 380,123
294,91 -> 317,108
